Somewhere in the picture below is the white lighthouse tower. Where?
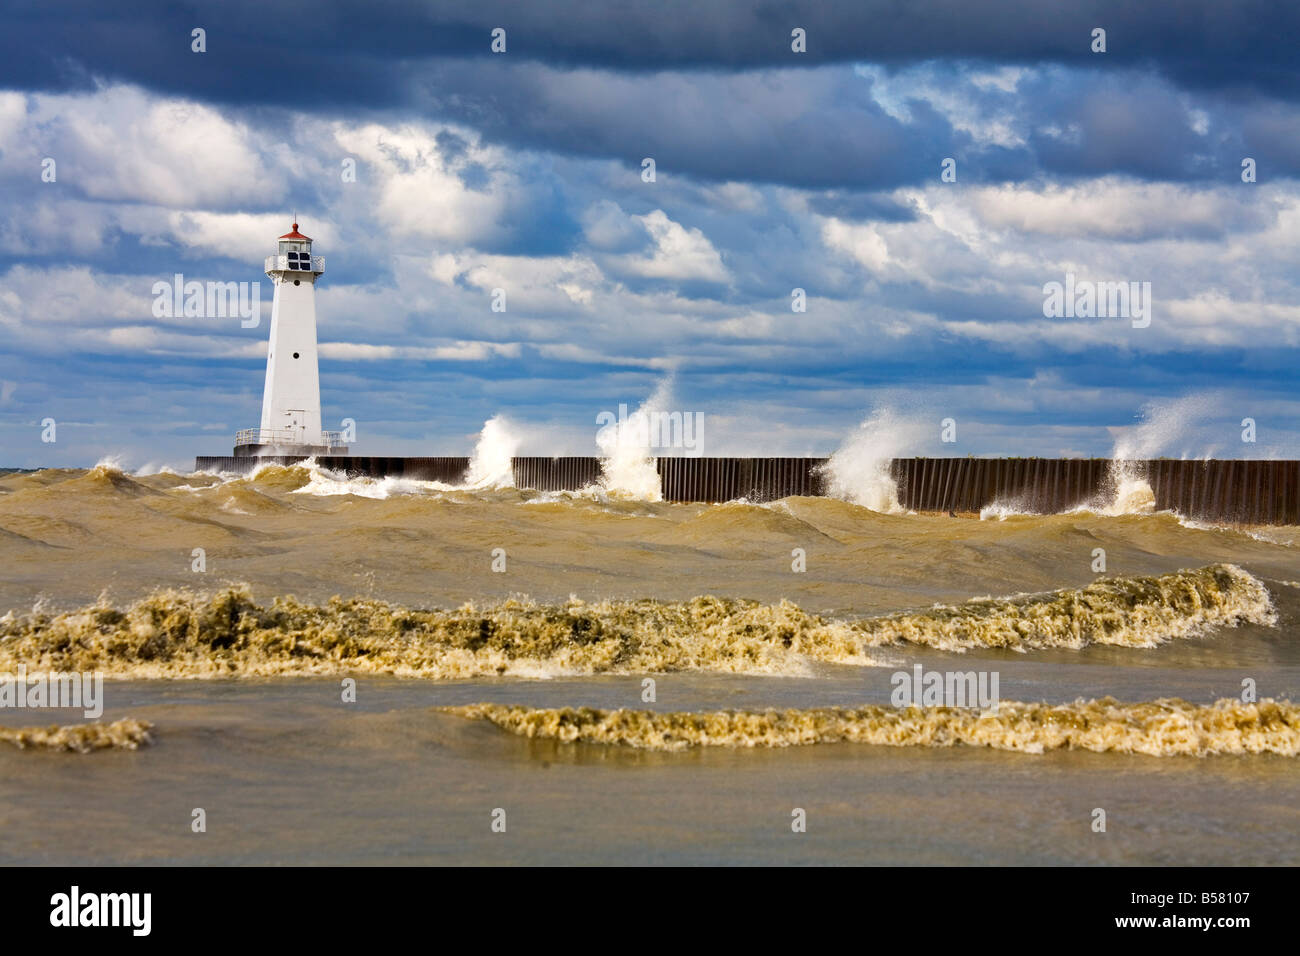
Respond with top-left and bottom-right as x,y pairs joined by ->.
235,223 -> 346,456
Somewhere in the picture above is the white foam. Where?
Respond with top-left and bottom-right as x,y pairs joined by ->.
275,414 -> 522,498
132,462 -> 180,477
91,455 -> 128,473
1066,465 -> 1157,517
286,458 -> 459,499
596,379 -> 671,500
464,415 -> 519,489
978,502 -> 1023,521
820,407 -> 924,513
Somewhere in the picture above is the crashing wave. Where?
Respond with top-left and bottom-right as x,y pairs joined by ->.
0,718 -> 153,753
443,697 -> 1300,756
0,564 -> 1273,679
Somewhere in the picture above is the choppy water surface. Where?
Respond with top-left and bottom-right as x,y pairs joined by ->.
0,463 -> 1296,864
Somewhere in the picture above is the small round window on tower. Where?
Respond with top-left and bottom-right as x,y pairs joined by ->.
293,352 -> 300,359
293,279 -> 301,286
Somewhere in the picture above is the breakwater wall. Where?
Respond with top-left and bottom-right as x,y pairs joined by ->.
193,455 -> 1300,524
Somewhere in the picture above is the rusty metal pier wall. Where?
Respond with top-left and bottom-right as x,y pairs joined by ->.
509,457 -> 602,492
656,457 -> 828,502
887,458 -> 1300,524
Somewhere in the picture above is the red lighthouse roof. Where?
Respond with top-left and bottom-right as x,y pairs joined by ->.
279,222 -> 312,241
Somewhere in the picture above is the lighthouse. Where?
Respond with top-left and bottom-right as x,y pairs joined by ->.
234,223 -> 346,456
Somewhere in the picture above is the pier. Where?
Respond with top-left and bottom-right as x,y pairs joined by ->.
192,455 -> 1300,524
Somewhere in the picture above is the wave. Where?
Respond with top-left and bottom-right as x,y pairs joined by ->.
850,563 -> 1273,652
287,463 -> 461,499
464,415 -> 520,489
0,718 -> 153,753
1176,516 -> 1298,548
981,470 -> 1158,520
1093,473 -> 1158,516
0,588 -> 876,679
212,460 -> 500,501
0,564 -> 1272,679
818,407 -> 921,513
595,380 -> 673,500
443,697 -> 1300,756
71,464 -> 162,498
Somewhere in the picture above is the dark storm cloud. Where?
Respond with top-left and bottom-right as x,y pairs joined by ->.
1241,102 -> 1300,175
5,2 -> 1298,189
414,61 -> 963,190
5,0 -> 1298,96
1023,72 -> 1214,179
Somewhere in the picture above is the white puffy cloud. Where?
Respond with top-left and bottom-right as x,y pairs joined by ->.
427,251 -> 605,315
820,218 -> 890,272
0,87 -> 275,207
331,122 -> 522,246
968,180 -> 1276,240
611,209 -> 728,282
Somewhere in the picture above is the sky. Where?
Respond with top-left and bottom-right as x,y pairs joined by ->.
1,0 -> 1298,469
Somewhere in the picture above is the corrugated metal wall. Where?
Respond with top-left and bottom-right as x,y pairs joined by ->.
1143,459 -> 1299,525
888,457 -> 1113,514
510,457 -> 602,491
656,457 -> 827,502
193,454 -> 1300,523
888,458 -> 1300,523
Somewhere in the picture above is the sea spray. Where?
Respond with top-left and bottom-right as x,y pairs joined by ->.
819,408 -> 927,513
596,378 -> 674,499
1096,460 -> 1157,516
465,415 -> 520,489
1094,395 -> 1225,516
92,455 -> 129,474
442,698 -> 1300,756
1113,394 -> 1226,462
0,565 -> 1272,679
979,463 -> 1157,519
216,415 -> 524,498
288,461 -> 455,499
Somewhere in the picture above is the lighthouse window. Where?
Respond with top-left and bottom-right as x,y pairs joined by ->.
287,252 -> 309,270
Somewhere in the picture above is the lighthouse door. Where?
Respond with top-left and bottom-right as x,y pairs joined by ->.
286,409 -> 307,442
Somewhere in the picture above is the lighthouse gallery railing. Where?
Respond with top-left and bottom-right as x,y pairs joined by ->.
235,428 -> 346,447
